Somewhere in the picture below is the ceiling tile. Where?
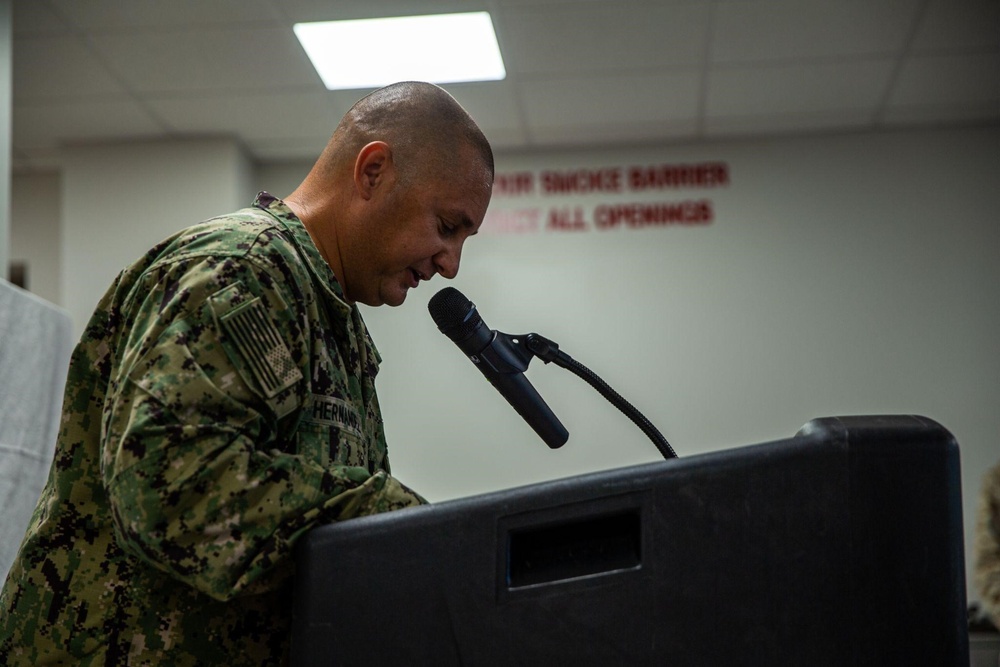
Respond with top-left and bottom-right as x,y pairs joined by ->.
473,127 -> 531,153
87,26 -> 321,94
526,118 -> 700,148
708,59 -> 895,117
12,0 -> 71,36
8,1 -> 999,163
48,0 -> 283,29
498,2 -> 711,76
712,0 -> 921,63
888,53 -> 1000,108
147,90 -> 354,142
440,82 -> 529,150
521,72 -> 701,125
233,82 -> 527,160
520,72 -> 701,145
13,98 -> 166,151
274,0 -> 489,23
13,36 -> 128,101
498,0 -> 642,5
149,82 -> 528,161
910,0 -> 1000,53
880,104 -> 1000,127
705,109 -> 873,137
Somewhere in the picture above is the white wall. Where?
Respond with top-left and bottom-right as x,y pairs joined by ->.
10,172 -> 61,304
358,126 -> 999,604
61,138 -> 254,333
256,160 -> 312,202
14,125 -> 1000,604
354,126 -> 999,484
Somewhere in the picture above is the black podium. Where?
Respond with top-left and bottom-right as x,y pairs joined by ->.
291,415 -> 969,666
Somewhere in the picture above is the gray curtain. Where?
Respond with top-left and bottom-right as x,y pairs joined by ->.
0,279 -> 74,581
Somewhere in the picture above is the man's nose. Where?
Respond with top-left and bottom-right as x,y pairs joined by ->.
433,243 -> 462,280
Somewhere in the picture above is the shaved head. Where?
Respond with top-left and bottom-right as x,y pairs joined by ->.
285,81 -> 495,307
318,81 -> 494,190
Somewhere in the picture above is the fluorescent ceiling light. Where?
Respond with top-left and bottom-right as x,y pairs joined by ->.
294,12 -> 506,90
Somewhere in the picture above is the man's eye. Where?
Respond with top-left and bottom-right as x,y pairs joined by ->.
440,221 -> 456,236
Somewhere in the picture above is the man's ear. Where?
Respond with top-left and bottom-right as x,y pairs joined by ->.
354,141 -> 393,200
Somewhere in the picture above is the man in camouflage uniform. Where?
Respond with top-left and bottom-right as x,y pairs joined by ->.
0,81 -> 494,664
976,460 -> 1000,630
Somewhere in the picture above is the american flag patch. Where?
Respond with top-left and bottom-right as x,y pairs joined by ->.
220,298 -> 302,397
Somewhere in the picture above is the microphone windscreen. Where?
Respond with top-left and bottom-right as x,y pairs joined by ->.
428,287 -> 482,341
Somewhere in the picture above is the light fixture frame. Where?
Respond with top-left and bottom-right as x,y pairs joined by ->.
294,12 -> 507,90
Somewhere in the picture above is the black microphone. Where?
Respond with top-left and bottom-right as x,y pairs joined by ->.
428,287 -> 569,448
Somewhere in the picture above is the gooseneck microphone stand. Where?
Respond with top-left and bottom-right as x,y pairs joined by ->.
508,331 -> 677,460
429,287 -> 677,460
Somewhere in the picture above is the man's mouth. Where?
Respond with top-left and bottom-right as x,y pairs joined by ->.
408,268 -> 423,288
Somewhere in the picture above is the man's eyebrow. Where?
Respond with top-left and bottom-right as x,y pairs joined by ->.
448,211 -> 478,235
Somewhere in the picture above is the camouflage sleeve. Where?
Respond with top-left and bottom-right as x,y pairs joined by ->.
101,254 -> 424,602
975,462 -> 1000,627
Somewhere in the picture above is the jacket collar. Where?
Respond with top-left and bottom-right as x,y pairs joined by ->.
252,191 -> 382,369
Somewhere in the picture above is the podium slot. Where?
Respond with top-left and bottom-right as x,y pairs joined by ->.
506,510 -> 641,589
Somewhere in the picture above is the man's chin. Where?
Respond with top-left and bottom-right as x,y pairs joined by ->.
380,289 -> 407,307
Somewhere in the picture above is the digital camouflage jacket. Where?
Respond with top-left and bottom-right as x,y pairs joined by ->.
0,193 -> 425,665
